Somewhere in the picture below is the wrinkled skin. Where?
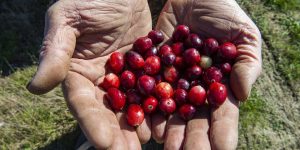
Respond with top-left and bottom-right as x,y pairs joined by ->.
151,0 -> 262,149
27,0 -> 152,149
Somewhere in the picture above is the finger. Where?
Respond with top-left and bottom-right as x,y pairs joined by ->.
184,104 -> 211,150
164,114 -> 185,150
151,113 -> 167,143
27,1 -> 78,94
62,72 -> 113,149
136,115 -> 152,144
210,89 -> 239,150
116,112 -> 142,150
109,127 -> 129,150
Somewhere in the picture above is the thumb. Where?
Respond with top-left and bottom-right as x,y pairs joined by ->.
27,2 -> 77,94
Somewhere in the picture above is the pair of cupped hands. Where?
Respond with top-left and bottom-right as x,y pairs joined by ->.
27,0 -> 262,149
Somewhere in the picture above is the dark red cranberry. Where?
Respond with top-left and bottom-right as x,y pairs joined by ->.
207,82 -> 227,107
144,56 -> 161,75
100,73 -> 120,91
143,96 -> 158,114
202,38 -> 219,56
108,52 -> 124,74
218,42 -> 237,60
126,104 -> 144,127
154,74 -> 163,84
126,89 -> 142,104
184,34 -> 203,49
173,89 -> 188,105
164,66 -> 179,83
155,82 -> 174,99
220,63 -> 232,75
134,69 -> 145,79
158,45 -> 172,57
172,42 -> 185,56
188,85 -> 206,106
159,98 -> 176,115
137,75 -> 156,96
125,51 -> 145,70
106,88 -> 126,111
185,65 -> 202,81
120,70 -> 136,90
148,30 -> 164,45
172,25 -> 190,42
133,37 -> 152,54
202,67 -> 223,85
177,79 -> 190,91
183,48 -> 201,66
179,104 -> 196,121
162,53 -> 176,66
144,47 -> 158,58
174,56 -> 185,70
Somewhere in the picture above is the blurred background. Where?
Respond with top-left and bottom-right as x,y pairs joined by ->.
0,0 -> 299,149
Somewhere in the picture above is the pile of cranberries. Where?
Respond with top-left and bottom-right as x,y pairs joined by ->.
101,25 -> 237,127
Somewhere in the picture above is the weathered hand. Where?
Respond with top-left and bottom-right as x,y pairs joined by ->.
152,0 -> 262,149
26,0 -> 152,149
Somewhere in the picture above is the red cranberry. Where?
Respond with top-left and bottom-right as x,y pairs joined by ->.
148,30 -> 164,45
162,52 -> 176,66
133,37 -> 152,54
164,66 -> 179,83
172,42 -> 185,56
218,42 -> 237,60
120,70 -> 136,90
158,45 -> 172,57
184,34 -> 203,49
220,63 -> 232,75
144,47 -> 158,58
100,73 -> 120,91
183,48 -> 201,66
179,104 -> 196,121
126,89 -> 142,104
137,75 -> 156,96
143,96 -> 158,114
202,38 -> 219,56
106,88 -> 126,111
126,104 -> 144,127
155,82 -> 173,99
199,55 -> 213,69
144,56 -> 161,75
202,67 -> 223,85
159,98 -> 176,115
173,89 -> 188,105
108,52 -> 124,74
174,56 -> 185,70
125,51 -> 145,70
207,82 -> 227,107
188,86 -> 206,106
172,25 -> 190,42
185,65 -> 202,81
177,79 -> 190,91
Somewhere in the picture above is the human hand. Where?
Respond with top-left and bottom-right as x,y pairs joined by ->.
26,0 -> 152,149
152,0 -> 262,149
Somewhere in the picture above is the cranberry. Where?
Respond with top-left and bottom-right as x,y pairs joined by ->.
159,98 -> 176,115
108,52 -> 124,74
185,65 -> 202,81
148,30 -> 164,45
183,48 -> 201,66
199,55 -> 213,69
162,52 -> 176,66
188,86 -> 206,106
100,73 -> 120,91
144,56 -> 161,75
174,56 -> 185,70
155,82 -> 173,99
120,70 -> 136,90
125,51 -> 145,70
137,75 -> 156,96
173,89 -> 188,105
207,82 -> 227,107
126,89 -> 142,104
184,34 -> 202,49
172,42 -> 185,56
154,74 -> 163,84
179,104 -> 196,121
144,47 -> 158,58
106,88 -> 126,111
143,96 -> 158,114
202,38 -> 219,56
164,66 -> 179,83
220,63 -> 232,75
126,104 -> 144,127
202,67 -> 223,85
133,37 -> 152,54
158,45 -> 172,57
177,79 -> 190,91
172,25 -> 190,42
218,42 -> 237,60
